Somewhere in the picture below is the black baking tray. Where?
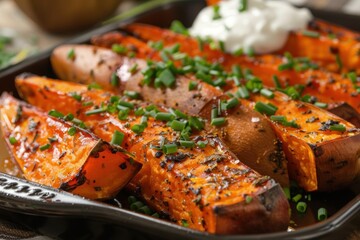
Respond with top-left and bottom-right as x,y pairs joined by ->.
0,0 -> 359,239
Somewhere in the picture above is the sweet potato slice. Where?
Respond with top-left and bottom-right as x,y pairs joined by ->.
124,24 -> 360,112
240,92 -> 360,191
51,44 -> 289,187
0,93 -> 140,200
16,75 -> 290,234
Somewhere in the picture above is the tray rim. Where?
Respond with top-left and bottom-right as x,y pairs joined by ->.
0,0 -> 359,239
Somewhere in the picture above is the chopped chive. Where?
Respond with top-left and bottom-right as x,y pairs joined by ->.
64,113 -> 74,121
135,107 -> 145,116
48,109 -> 64,118
138,205 -> 152,215
152,212 -> 160,218
39,143 -> 51,151
317,208 -> 328,221
131,124 -> 145,134
245,195 -> 253,204
118,109 -> 129,120
173,109 -> 188,119
278,62 -> 293,71
233,48 -> 243,56
196,37 -> 204,51
225,98 -> 239,109
272,75 -> 282,88
130,201 -> 144,211
314,102 -> 328,109
181,219 -> 189,227
245,78 -> 263,92
72,118 -> 87,129
87,83 -> 102,90
48,137 -> 58,143
165,43 -> 180,54
302,30 -> 320,38
239,0 -> 248,12
270,115 -> 286,122
69,92 -> 82,102
110,96 -> 120,103
85,107 -> 106,115
245,46 -> 255,57
118,101 -> 134,109
155,112 -> 174,122
148,41 -> 164,51
211,107 -> 218,119
158,69 -> 175,87
236,86 -> 250,99
328,33 -> 336,39
68,127 -> 77,136
296,201 -> 307,213
140,116 -> 148,127
128,195 -> 137,204
170,120 -> 186,131
254,102 -> 277,116
283,187 -> 290,200
125,90 -> 140,100
170,20 -> 189,36
180,140 -> 195,148
189,117 -> 205,131
129,63 -> 138,74
110,72 -> 119,87
197,140 -> 208,148
67,48 -> 75,60
335,54 -> 342,71
292,193 -> 302,203
9,136 -> 17,145
329,124 -> 346,132
111,44 -> 127,54
111,130 -> 124,146
260,88 -> 274,99
211,117 -> 226,126
212,5 -> 222,20
219,41 -> 225,52
163,143 -> 178,154
82,101 -> 94,107
188,81 -> 198,91
347,72 -> 357,84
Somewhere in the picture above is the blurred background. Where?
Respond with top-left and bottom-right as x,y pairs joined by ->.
0,0 -> 359,70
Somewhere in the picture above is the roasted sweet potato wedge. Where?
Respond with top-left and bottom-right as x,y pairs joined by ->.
124,24 -> 360,112
51,44 -> 289,187
51,44 -> 360,191
0,93 -> 140,200
241,91 -> 360,191
16,75 -> 290,234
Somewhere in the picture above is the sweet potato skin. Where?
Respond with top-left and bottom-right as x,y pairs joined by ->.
51,45 -> 123,92
51,44 -> 289,187
244,92 -> 360,191
16,75 -> 290,234
0,93 -> 140,200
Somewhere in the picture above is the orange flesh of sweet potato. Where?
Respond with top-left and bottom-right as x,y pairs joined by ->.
239,92 -> 360,191
124,24 -> 360,112
51,43 -> 360,192
51,44 -> 289,187
16,75 -> 290,234
0,93 -> 140,200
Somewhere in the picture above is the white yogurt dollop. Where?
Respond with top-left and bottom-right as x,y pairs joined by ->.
189,0 -> 313,54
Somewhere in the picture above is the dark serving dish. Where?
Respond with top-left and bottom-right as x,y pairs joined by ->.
0,0 -> 359,239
